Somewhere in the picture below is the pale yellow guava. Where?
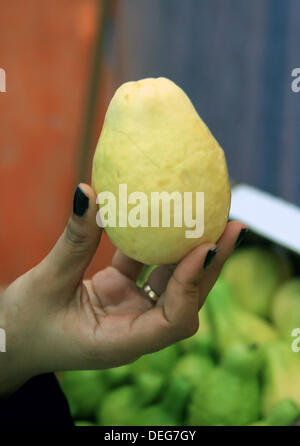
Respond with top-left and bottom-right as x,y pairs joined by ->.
92,77 -> 230,265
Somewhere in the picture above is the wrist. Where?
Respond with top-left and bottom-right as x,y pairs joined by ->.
0,292 -> 38,397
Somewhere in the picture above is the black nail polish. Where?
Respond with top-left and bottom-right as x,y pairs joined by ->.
235,228 -> 248,249
203,247 -> 218,271
73,186 -> 89,217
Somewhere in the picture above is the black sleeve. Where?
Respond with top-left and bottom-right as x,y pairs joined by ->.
0,373 -> 74,427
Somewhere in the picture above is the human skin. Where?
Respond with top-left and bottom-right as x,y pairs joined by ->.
0,183 -> 245,397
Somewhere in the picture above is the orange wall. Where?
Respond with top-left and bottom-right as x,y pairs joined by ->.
0,0 -> 115,285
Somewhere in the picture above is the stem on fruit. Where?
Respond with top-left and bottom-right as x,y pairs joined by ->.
136,264 -> 159,288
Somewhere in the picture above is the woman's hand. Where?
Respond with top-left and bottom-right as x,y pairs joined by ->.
0,184 -> 246,396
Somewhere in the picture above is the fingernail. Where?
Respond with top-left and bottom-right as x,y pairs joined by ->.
203,247 -> 218,271
73,186 -> 89,217
235,228 -> 248,249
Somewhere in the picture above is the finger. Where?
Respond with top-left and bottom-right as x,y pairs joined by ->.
39,184 -> 102,288
130,242 -> 218,353
198,221 -> 247,306
111,250 -> 144,281
128,223 -> 247,353
215,220 -> 247,266
161,242 -> 217,327
147,264 -> 177,296
129,305 -> 186,354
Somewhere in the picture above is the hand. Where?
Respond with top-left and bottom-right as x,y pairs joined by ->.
0,184 -> 245,396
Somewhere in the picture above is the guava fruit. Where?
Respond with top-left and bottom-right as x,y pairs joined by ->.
250,399 -> 299,426
178,301 -> 215,356
271,278 -> 300,338
98,377 -> 191,426
103,364 -> 131,387
59,370 -> 106,419
187,344 -> 261,426
261,341 -> 300,415
130,344 -> 178,376
134,371 -> 165,406
221,247 -> 291,317
206,278 -> 278,356
97,385 -> 139,426
92,77 -> 230,265
172,353 -> 214,388
131,406 -> 176,426
265,399 -> 299,426
132,377 -> 192,426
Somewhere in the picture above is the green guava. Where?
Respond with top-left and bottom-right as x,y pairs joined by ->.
271,278 -> 300,338
221,247 -> 291,317
261,341 -> 300,415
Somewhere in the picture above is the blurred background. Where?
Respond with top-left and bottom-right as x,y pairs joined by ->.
0,0 -> 299,284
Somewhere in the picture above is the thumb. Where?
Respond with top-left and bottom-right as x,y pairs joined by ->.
41,184 -> 102,287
